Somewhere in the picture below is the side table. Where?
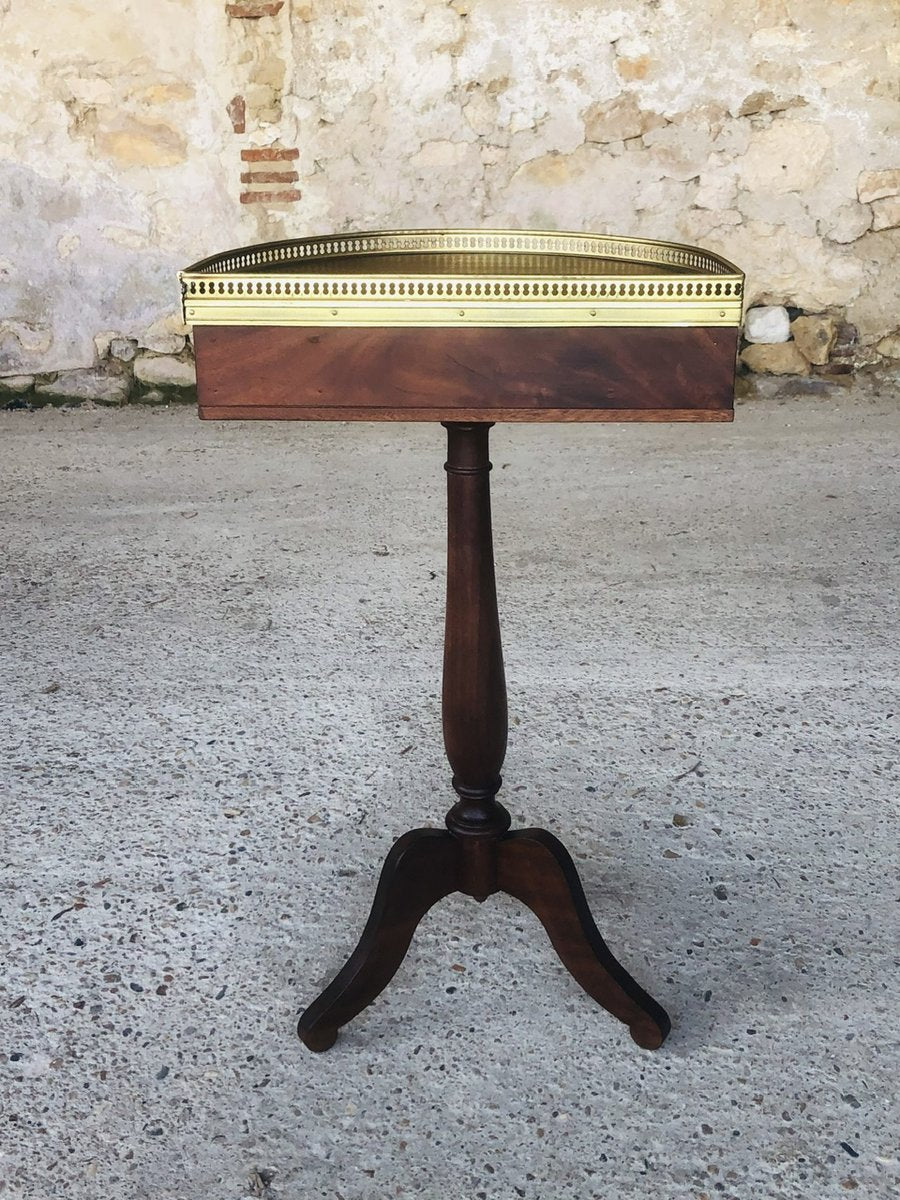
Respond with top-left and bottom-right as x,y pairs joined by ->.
181,229 -> 743,1051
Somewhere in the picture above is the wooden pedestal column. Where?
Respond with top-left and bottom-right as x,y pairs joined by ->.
297,423 -> 670,1052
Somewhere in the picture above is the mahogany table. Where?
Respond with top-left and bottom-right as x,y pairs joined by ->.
181,229 -> 743,1052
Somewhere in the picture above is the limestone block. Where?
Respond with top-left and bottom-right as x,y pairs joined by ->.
0,375 -> 34,394
744,306 -> 791,344
678,207 -> 742,241
636,177 -> 689,213
616,55 -> 654,82
712,116 -> 751,159
141,315 -> 187,355
244,84 -> 282,125
133,355 -> 196,388
95,118 -> 187,168
740,188 -> 814,236
820,202 -> 873,244
411,140 -> 471,168
34,369 -> 130,405
110,337 -> 138,362
511,150 -> 575,187
695,171 -> 737,211
871,195 -> 900,231
844,227 -> 900,343
93,331 -> 117,360
740,343 -> 811,375
1,319 -> 52,359
140,332 -> 186,355
790,315 -> 839,365
875,332 -> 900,358
253,57 -> 287,90
152,312 -> 190,338
583,95 -> 661,144
463,89 -> 496,136
737,90 -> 807,117
857,169 -> 900,204
739,121 -> 831,193
641,119 -> 716,181
135,81 -> 194,106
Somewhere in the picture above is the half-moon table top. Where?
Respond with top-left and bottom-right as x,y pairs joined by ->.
181,228 -> 743,423
181,228 -> 743,330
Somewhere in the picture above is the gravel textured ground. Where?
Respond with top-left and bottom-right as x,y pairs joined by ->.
1,378 -> 899,1199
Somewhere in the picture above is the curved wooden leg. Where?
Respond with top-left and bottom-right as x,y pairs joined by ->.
497,828 -> 671,1049
298,828 -> 459,1051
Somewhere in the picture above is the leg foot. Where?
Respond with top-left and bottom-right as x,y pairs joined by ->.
298,828 -> 458,1051
497,828 -> 670,1048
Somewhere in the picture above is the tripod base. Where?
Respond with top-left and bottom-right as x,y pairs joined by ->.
298,423 -> 670,1052
298,823 -> 670,1052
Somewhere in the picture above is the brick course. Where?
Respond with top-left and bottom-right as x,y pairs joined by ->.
239,170 -> 299,184
225,2 -> 284,18
240,147 -> 299,162
239,188 -> 301,204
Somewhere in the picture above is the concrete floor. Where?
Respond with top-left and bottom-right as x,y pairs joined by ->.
1,378 -> 899,1199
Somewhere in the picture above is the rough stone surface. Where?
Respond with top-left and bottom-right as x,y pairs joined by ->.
110,337 -> 138,362
0,1 -> 898,375
33,368 -> 130,405
694,170 -> 738,212
93,331 -> 117,361
0,375 -> 35,394
875,331 -> 900,358
820,202 -> 873,245
583,95 -> 663,144
741,341 -> 810,375
841,229 -> 900,355
140,332 -> 187,356
738,120 -> 832,195
871,195 -> 900,232
790,314 -> 839,366
857,168 -> 900,204
744,305 -> 791,344
1,388 -> 899,1199
133,354 -> 196,388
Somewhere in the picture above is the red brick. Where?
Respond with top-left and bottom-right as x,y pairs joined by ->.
240,170 -> 299,183
240,147 -> 299,162
226,95 -> 245,134
225,2 -> 284,18
239,189 -> 301,204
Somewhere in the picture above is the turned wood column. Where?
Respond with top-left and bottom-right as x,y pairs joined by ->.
296,423 -> 671,1051
441,423 -> 510,895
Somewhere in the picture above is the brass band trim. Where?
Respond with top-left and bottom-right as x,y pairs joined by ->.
180,228 -> 744,329
182,299 -> 741,327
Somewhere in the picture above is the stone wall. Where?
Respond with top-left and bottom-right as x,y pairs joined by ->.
1,0 -> 898,402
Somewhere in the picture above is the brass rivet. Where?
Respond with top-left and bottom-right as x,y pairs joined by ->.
720,310 -> 726,317
331,308 -> 338,316
590,309 -> 597,317
458,309 -> 465,316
